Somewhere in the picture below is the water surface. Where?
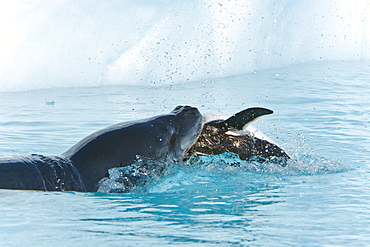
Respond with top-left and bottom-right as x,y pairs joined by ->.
1,61 -> 369,246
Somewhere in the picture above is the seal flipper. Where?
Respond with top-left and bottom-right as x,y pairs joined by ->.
224,107 -> 273,130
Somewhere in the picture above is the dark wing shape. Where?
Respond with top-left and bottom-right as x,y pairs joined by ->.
224,107 -> 273,130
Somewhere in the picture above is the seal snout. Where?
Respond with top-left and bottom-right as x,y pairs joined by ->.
169,105 -> 203,159
171,105 -> 202,127
171,105 -> 200,115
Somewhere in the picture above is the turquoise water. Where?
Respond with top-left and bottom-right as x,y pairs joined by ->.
1,60 -> 369,246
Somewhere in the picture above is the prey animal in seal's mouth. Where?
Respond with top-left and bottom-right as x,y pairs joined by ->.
185,107 -> 290,162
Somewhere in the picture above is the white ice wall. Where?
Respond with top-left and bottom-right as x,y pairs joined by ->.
0,0 -> 369,91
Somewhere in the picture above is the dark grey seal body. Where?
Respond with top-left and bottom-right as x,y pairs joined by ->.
0,155 -> 85,191
186,107 -> 290,162
0,106 -> 202,192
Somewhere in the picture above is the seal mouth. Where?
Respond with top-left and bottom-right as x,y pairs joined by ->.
170,105 -> 203,160
179,126 -> 202,156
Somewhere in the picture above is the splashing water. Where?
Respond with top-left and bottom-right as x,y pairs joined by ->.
98,159 -> 174,193
98,148 -> 347,194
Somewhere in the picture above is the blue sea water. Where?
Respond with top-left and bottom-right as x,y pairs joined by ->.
1,60 -> 370,246
1,0 -> 370,246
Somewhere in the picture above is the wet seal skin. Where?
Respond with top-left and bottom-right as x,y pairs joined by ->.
0,106 -> 202,192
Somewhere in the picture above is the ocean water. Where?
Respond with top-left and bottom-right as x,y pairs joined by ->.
1,0 -> 370,246
1,60 -> 369,246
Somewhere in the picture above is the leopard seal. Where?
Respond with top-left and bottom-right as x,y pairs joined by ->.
0,105 -> 202,192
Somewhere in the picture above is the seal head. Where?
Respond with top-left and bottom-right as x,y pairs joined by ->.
63,105 -> 202,191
